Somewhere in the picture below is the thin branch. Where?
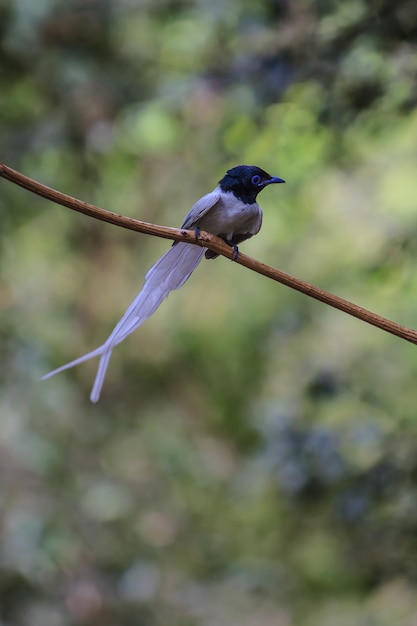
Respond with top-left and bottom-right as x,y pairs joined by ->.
2,161 -> 417,346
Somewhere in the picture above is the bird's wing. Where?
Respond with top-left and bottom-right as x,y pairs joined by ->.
180,190 -> 221,229
42,242 -> 205,402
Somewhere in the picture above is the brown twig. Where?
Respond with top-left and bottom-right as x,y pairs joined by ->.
2,161 -> 417,346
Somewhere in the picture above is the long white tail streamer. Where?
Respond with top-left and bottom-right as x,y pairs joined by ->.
42,242 -> 206,402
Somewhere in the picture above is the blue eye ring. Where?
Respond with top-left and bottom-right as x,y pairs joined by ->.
251,174 -> 261,185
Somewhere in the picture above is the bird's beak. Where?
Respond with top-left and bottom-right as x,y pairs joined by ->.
265,176 -> 285,185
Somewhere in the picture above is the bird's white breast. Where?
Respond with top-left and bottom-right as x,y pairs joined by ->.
197,190 -> 262,237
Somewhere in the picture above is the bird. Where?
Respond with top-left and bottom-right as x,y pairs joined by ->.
41,165 -> 285,402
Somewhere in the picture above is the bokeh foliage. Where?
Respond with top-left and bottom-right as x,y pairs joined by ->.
1,0 -> 417,624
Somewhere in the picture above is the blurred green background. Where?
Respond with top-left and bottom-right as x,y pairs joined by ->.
2,0 -> 417,624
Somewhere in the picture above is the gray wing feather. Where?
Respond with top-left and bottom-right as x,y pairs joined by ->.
180,190 -> 221,229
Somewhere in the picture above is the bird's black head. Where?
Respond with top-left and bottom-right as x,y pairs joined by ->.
219,165 -> 285,204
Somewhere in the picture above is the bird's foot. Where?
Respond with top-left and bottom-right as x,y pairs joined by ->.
194,227 -> 201,241
231,245 -> 239,261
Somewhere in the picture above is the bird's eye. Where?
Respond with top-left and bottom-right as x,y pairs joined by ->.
251,174 -> 261,185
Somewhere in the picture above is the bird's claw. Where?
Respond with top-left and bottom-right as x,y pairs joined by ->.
194,227 -> 201,241
231,245 -> 239,261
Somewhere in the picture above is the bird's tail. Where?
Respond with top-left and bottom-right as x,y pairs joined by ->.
41,242 -> 206,402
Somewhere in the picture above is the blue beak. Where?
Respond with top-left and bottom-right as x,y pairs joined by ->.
267,176 -> 285,185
